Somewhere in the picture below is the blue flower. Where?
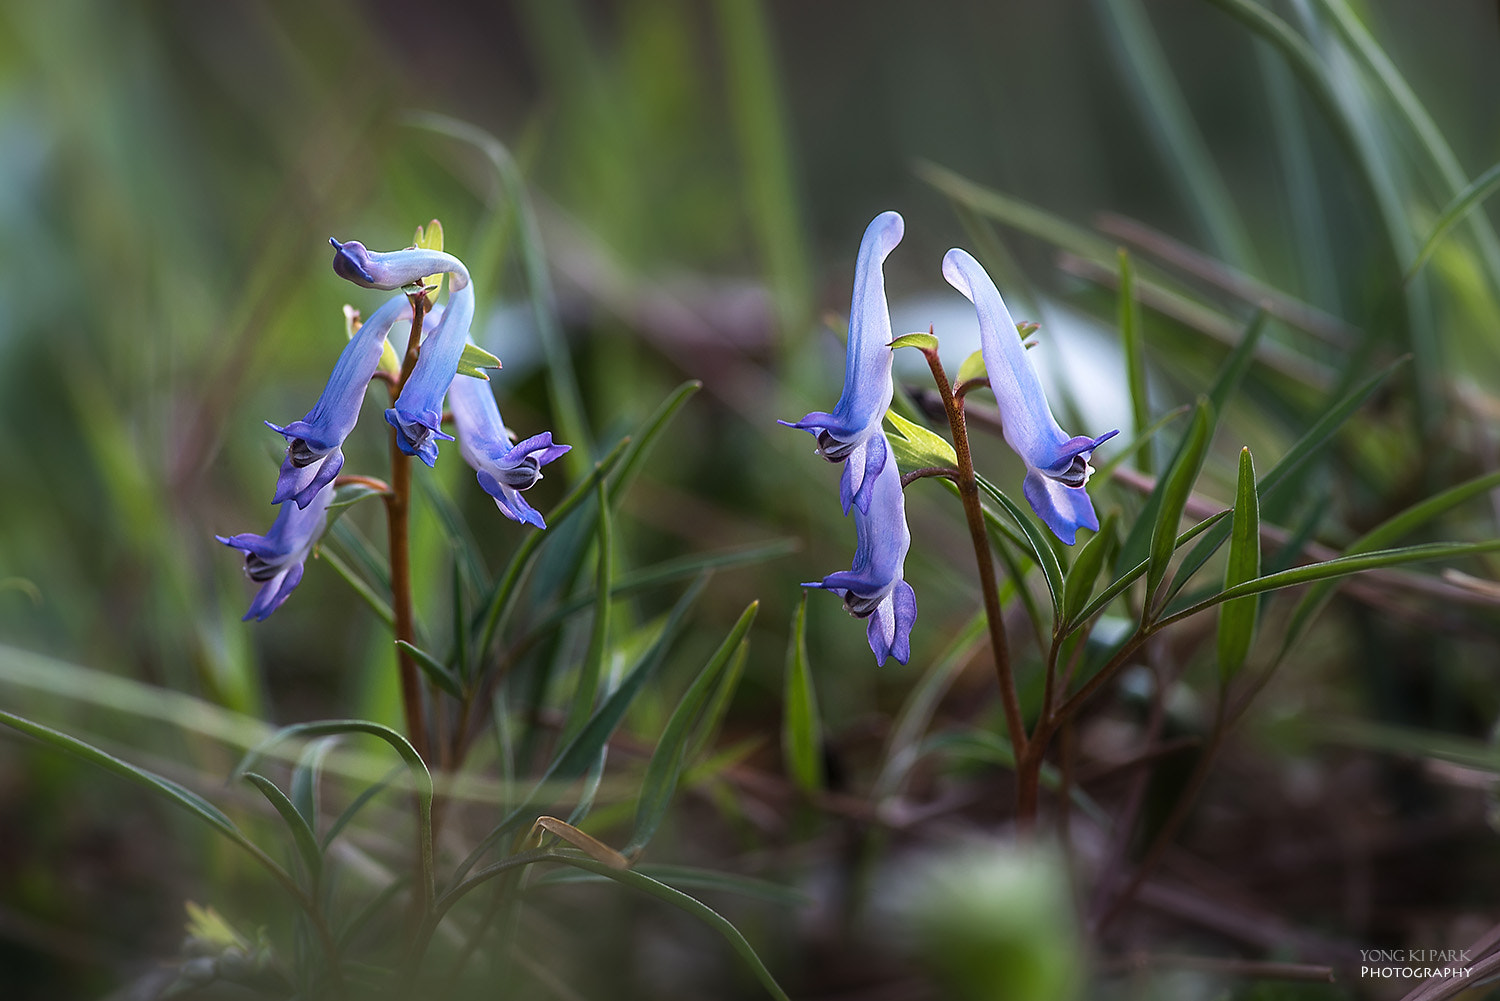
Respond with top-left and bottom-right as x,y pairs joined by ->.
806,450 -> 917,666
942,248 -> 1117,545
266,294 -> 413,508
216,486 -> 332,622
448,368 -> 571,529
330,238 -> 474,466
781,210 -> 904,515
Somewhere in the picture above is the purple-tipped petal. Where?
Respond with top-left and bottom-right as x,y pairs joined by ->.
386,281 -> 475,465
782,211 -> 904,515
218,488 -> 331,621
942,247 -> 1116,544
330,239 -> 471,293
449,363 -> 570,529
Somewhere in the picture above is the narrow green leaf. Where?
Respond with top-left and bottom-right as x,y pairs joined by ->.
1217,448 -> 1261,682
456,576 -> 708,884
917,729 -> 1112,828
782,594 -> 823,794
885,410 -> 957,471
917,160 -> 1116,262
1206,310 -> 1267,418
630,601 -> 759,852
1093,405 -> 1190,481
0,710 -> 240,839
1118,248 -> 1151,474
608,381 -> 703,505
686,637 -> 751,764
1158,538 -> 1500,629
235,720 -> 433,906
1406,161 -> 1500,282
395,640 -> 463,700
1146,398 -> 1213,614
473,436 -> 629,661
319,547 -> 394,627
889,331 -> 939,352
289,737 -> 335,832
242,772 -> 323,881
975,473 -> 1066,620
533,863 -> 810,908
455,341 -> 501,380
1070,511 -> 1229,629
1159,356 -> 1404,608
321,768 -> 400,851
326,482 -> 388,515
562,477 -> 613,744
1283,467 -> 1500,649
553,856 -> 793,1001
1063,513 -> 1118,628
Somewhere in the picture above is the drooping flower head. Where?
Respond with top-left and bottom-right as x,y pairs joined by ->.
330,238 -> 474,466
448,370 -> 571,529
942,248 -> 1117,545
781,210 -> 904,515
266,294 -> 413,508
216,485 -> 332,622
806,451 -> 917,666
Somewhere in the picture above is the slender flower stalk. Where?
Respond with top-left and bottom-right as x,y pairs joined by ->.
782,210 -> 904,515
942,248 -> 1117,544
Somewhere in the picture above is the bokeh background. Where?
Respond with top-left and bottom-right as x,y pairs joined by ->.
1,1 -> 1499,998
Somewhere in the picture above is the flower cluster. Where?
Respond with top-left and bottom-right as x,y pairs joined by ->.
786,213 -> 1116,664
218,236 -> 568,620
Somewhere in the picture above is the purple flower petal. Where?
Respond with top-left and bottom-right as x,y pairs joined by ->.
217,487 -> 331,621
449,366 -> 570,529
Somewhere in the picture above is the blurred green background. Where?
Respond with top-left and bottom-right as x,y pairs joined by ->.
1,1 -> 1498,998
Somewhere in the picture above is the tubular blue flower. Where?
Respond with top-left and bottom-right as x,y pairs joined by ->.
781,210 -> 904,515
448,368 -> 571,529
266,294 -> 414,508
216,486 -> 332,622
805,449 -> 917,666
942,248 -> 1118,545
330,238 -> 474,466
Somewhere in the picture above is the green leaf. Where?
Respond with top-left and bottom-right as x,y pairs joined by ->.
975,474 -> 1065,621
1217,448 -> 1260,682
1071,511 -> 1228,629
1159,357 -> 1405,609
473,436 -> 629,661
1406,160 -> 1500,282
0,710 -> 241,840
562,477 -> 613,744
629,601 -> 759,853
1158,538 -> 1500,630
782,594 -> 823,794
1093,405 -> 1190,481
609,381 -> 703,505
1063,513 -> 1118,628
289,737 -> 335,832
395,640 -> 463,700
917,729 -> 1112,828
1206,310 -> 1267,418
242,772 -> 323,881
235,720 -> 433,906
321,767 -> 400,851
955,348 -> 987,386
533,863 -> 810,908
455,341 -> 501,381
456,576 -> 708,884
686,637 -> 751,765
1117,249 -> 1151,475
1283,467 -> 1500,649
319,547 -> 394,627
885,410 -> 957,472
888,331 -> 938,352
1145,398 -> 1213,613
552,856 -> 793,1001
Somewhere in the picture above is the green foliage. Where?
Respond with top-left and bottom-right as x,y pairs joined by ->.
781,592 -> 823,794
